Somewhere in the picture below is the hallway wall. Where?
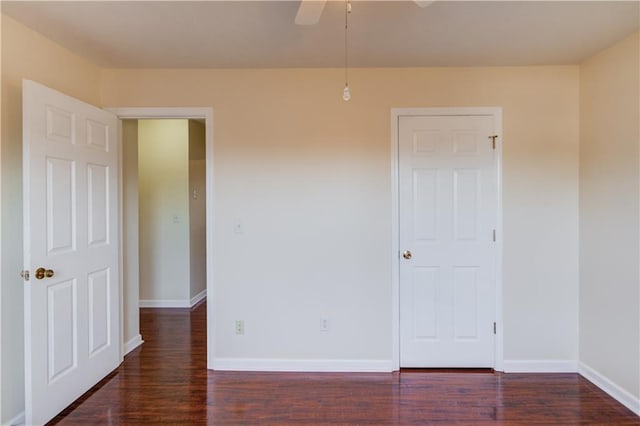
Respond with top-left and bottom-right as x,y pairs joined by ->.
138,119 -> 191,305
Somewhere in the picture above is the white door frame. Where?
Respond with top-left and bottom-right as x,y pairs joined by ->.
390,107 -> 504,371
108,107 -> 215,369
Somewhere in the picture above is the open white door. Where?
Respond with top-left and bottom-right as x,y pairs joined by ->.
23,80 -> 121,425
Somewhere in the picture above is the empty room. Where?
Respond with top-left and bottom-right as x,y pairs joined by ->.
1,1 -> 639,424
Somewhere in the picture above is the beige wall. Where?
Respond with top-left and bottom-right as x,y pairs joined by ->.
189,120 -> 207,301
101,66 -> 580,363
1,15 -> 102,423
579,32 -> 640,402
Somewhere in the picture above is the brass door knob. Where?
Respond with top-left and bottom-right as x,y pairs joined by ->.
35,267 -> 55,280
402,250 -> 412,260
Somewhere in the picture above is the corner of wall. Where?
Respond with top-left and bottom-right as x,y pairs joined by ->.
579,362 -> 640,415
578,29 -> 640,410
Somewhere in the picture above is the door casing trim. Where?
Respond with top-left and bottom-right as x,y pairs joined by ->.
108,107 -> 215,369
390,107 -> 504,371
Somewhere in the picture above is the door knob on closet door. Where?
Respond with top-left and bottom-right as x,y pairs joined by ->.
35,267 -> 55,280
402,250 -> 412,260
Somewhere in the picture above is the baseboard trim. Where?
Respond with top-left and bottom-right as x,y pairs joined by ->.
579,362 -> 640,416
7,411 -> 25,426
123,334 -> 144,355
503,360 -> 578,373
190,290 -> 206,307
213,358 -> 394,373
139,299 -> 190,308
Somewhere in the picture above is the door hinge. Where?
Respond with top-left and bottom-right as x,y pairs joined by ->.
493,322 -> 496,335
489,135 -> 498,150
20,270 -> 30,281
492,229 -> 496,242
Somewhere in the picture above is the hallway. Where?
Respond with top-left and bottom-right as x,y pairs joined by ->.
50,302 -> 638,424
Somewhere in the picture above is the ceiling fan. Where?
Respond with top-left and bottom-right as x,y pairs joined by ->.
295,0 -> 435,25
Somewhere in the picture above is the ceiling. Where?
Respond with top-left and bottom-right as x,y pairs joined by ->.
2,1 -> 639,68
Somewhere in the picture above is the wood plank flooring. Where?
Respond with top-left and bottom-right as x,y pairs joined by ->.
49,302 -> 639,425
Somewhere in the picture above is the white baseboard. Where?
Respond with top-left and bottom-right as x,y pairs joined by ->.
139,299 -> 191,308
503,359 -> 578,373
213,358 -> 394,373
7,411 -> 25,426
139,293 -> 206,308
190,289 -> 206,307
123,334 -> 144,355
579,362 -> 640,416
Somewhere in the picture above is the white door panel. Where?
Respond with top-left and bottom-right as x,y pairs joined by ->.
23,80 -> 121,425
399,114 -> 498,367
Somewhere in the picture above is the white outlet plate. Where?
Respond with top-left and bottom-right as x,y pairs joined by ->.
235,320 -> 245,335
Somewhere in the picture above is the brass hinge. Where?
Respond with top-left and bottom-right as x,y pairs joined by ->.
20,270 -> 30,281
489,135 -> 498,150
493,322 -> 496,335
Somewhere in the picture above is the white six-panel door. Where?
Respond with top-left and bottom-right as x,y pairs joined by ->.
23,80 -> 121,425
399,114 -> 498,367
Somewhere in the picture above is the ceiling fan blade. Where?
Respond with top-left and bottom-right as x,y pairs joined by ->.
295,0 -> 327,25
414,0 -> 435,7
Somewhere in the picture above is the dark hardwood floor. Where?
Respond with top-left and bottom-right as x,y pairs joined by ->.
50,302 -> 639,425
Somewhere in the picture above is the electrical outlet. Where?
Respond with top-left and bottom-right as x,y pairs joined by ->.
320,317 -> 329,332
235,320 -> 244,335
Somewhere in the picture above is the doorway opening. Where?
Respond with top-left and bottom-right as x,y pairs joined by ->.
125,119 -> 206,308
112,107 -> 215,369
